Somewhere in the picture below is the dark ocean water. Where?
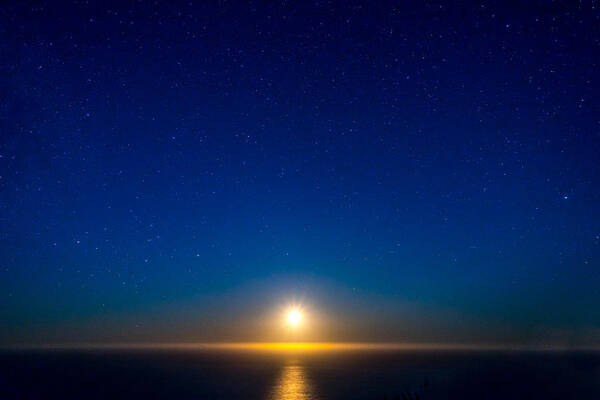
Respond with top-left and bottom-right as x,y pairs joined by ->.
1,349 -> 599,399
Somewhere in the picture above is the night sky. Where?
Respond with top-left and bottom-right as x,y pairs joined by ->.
1,1 -> 599,347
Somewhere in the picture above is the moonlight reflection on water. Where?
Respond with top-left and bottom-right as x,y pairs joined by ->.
271,360 -> 316,400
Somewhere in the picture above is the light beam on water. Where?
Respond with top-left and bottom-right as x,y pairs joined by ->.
271,360 -> 315,400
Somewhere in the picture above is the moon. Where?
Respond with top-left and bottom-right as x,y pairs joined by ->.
286,310 -> 302,327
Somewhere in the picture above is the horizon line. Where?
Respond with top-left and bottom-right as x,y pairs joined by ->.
2,342 -> 599,352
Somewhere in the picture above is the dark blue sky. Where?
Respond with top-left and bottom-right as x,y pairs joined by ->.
1,1 -> 599,346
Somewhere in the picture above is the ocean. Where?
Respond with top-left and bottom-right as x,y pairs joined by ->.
1,349 -> 599,399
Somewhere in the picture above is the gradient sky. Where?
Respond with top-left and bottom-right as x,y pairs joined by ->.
1,1 -> 599,346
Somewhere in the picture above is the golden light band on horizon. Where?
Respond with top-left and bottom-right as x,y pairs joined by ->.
7,342 -> 580,352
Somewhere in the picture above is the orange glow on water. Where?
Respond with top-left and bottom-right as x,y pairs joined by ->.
270,361 -> 314,400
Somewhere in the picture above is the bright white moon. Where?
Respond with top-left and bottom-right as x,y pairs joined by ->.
287,310 -> 302,327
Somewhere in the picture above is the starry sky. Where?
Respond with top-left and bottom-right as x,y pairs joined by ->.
1,1 -> 599,346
